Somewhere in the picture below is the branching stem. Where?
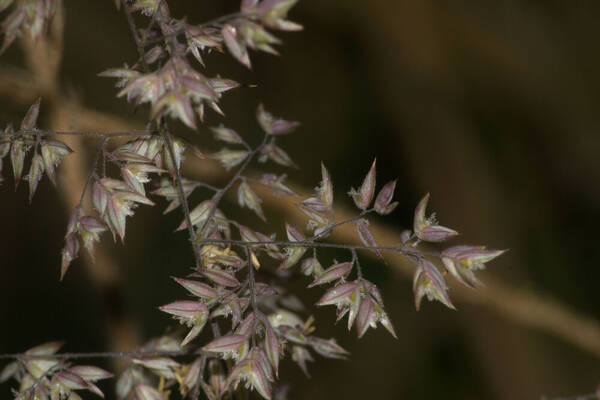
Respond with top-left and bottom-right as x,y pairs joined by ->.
197,133 -> 269,238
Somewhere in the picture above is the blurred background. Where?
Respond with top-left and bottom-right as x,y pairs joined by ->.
0,1 -> 599,399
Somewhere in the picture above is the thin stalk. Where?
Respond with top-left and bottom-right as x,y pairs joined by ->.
160,122 -> 202,266
246,245 -> 259,347
77,138 -> 108,207
199,237 -> 442,259
351,248 -> 363,280
0,349 -> 209,360
311,208 -> 373,241
0,129 -> 156,138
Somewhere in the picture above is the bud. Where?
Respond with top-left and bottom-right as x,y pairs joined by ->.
307,262 -> 352,288
161,137 -> 186,176
238,181 -> 266,221
159,300 -> 208,322
226,348 -> 273,399
355,296 -> 397,339
55,370 -> 89,390
374,179 -> 398,215
259,173 -> 295,196
40,139 -> 72,186
259,143 -> 297,168
256,103 -> 300,135
177,200 -> 213,231
349,159 -> 376,210
152,178 -> 199,214
212,148 -> 249,170
318,280 -> 361,329
354,218 -> 383,259
268,309 -> 304,329
0,7 -> 24,53
211,124 -> 243,144
151,91 -> 197,129
413,193 -> 458,242
202,334 -> 248,361
239,20 -> 282,55
135,384 -> 167,400
172,277 -> 218,300
291,345 -> 313,377
222,24 -> 251,69
24,341 -> 63,379
68,366 -> 113,383
209,77 -> 240,93
21,97 -> 41,130
180,357 -> 202,395
61,232 -> 80,280
0,361 -> 18,383
10,139 -> 27,188
300,197 -> 330,213
106,195 -> 128,241
278,224 -> 306,270
418,225 -> 459,243
209,294 -> 248,328
180,76 -> 217,103
258,314 -> 280,376
317,162 -> 334,207
441,245 -> 506,287
92,181 -> 108,215
185,25 -> 222,66
198,268 -> 240,287
27,152 -> 44,202
308,337 -> 349,359
79,216 -> 106,255
300,257 -> 324,277
413,258 -> 455,310
132,358 -> 180,379
315,281 -> 359,307
257,0 -> 303,31
26,341 -> 64,356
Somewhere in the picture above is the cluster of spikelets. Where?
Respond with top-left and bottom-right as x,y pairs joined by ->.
0,342 -> 113,400
0,98 -> 504,400
0,0 -> 58,53
0,100 -> 504,400
157,159 -> 504,399
0,1 -> 506,400
99,0 -> 302,131
0,99 -> 72,202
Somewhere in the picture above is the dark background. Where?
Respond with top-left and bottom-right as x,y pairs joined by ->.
1,1 -> 599,399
